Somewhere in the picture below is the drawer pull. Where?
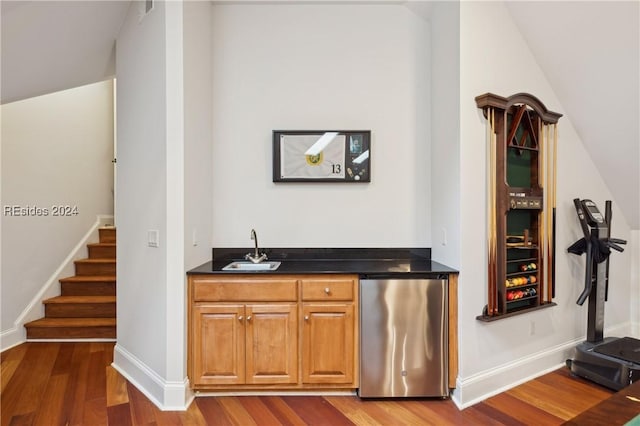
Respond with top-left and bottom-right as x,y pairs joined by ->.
238,315 -> 243,321
304,315 -> 309,321
246,315 -> 252,321
324,287 -> 331,294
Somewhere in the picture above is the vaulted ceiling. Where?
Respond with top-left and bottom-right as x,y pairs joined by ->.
506,1 -> 639,230
2,1 -> 638,229
0,1 -> 129,104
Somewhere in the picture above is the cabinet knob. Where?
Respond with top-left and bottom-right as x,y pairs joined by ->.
238,315 -> 243,321
246,315 -> 252,321
304,315 -> 309,321
324,287 -> 330,294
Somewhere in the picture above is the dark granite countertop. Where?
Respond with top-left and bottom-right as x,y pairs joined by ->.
187,248 -> 457,277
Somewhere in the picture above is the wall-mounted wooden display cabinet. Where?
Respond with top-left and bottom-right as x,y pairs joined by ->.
475,93 -> 562,320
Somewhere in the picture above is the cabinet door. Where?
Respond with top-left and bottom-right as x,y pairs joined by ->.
192,304 -> 245,385
245,304 -> 298,384
301,303 -> 355,384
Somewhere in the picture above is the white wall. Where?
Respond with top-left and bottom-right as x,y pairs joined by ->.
115,0 -> 168,387
455,1 -> 634,406
1,80 -> 114,335
210,3 -> 431,248
113,0 -> 189,409
184,1 -> 213,272
430,1 -> 460,269
182,0 -> 214,402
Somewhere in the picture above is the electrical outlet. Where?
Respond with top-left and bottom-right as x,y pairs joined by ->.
529,320 -> 536,336
441,227 -> 447,246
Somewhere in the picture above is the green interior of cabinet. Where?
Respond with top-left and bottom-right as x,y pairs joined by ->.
506,113 -> 538,188
507,149 -> 534,187
507,210 -> 533,236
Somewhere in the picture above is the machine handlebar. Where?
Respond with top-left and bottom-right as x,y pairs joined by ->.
570,199 -> 625,306
572,199 -> 593,306
608,242 -> 625,253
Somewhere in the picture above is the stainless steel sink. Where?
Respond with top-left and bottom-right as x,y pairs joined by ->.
221,261 -> 281,271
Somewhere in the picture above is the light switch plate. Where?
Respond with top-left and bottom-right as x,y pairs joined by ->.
148,230 -> 159,248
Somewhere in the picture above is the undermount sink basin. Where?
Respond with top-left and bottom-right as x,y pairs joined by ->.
222,261 -> 281,271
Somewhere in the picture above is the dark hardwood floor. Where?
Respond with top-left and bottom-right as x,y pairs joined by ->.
1,342 -> 618,425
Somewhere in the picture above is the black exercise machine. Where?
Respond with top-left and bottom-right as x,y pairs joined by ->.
566,198 -> 640,390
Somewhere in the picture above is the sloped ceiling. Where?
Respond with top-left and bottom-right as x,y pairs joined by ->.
0,1 -> 130,104
1,1 -> 638,229
506,1 -> 639,229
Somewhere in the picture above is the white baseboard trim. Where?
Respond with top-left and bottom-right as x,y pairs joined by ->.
112,343 -> 192,411
0,215 -> 113,353
0,326 -> 25,352
451,321 -> 636,409
196,390 -> 356,397
27,338 -> 116,343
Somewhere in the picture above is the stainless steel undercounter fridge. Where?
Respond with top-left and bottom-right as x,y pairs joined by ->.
358,276 -> 448,398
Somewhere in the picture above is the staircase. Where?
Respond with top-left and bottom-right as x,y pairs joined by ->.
25,228 -> 116,339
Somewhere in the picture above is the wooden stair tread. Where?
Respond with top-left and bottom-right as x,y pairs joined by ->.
59,275 -> 115,283
25,227 -> 117,339
87,242 -> 116,250
25,318 -> 116,327
43,296 -> 116,304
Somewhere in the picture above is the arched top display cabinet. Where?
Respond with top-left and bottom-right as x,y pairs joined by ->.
475,92 -> 562,320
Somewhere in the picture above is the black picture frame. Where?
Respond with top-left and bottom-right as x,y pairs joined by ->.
272,130 -> 371,182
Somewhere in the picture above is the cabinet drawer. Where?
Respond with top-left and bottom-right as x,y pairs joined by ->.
192,277 -> 298,302
302,277 -> 355,301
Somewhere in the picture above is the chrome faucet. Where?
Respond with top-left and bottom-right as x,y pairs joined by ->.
245,228 -> 267,263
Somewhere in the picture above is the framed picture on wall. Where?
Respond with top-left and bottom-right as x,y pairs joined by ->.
273,130 -> 371,182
